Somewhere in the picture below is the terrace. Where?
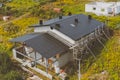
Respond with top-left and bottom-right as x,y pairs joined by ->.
11,33 -> 69,79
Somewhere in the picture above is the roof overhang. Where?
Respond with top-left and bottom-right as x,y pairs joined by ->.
10,33 -> 69,59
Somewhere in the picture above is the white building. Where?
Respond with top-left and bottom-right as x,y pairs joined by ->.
0,3 -> 2,8
85,2 -> 120,16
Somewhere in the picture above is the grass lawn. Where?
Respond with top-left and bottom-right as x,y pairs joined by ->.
6,0 -> 38,11
81,30 -> 120,80
0,74 -> 4,80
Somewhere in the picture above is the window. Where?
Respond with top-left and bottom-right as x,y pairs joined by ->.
101,8 -> 105,12
93,7 -> 96,10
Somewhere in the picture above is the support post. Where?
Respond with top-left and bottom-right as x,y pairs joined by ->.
13,49 -> 17,59
46,58 -> 48,74
85,44 -> 96,59
35,51 -> 37,67
78,59 -> 81,80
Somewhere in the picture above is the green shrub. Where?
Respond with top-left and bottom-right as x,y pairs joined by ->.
4,71 -> 23,80
3,23 -> 20,35
0,53 -> 12,74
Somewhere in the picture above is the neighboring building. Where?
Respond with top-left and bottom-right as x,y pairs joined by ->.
10,14 -> 109,79
0,3 -> 2,8
3,16 -> 11,21
85,2 -> 120,16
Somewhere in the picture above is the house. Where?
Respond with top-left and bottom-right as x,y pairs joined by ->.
10,14 -> 109,79
85,2 -> 120,16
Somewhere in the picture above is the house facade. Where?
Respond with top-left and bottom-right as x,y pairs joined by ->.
85,2 -> 120,16
10,14 -> 109,79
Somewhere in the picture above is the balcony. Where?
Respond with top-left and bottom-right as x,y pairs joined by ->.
12,46 -> 58,79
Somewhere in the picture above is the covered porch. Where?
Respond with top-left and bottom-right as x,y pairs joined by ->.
12,46 -> 60,70
10,33 -> 69,79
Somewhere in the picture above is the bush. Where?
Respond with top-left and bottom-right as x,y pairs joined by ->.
3,23 -> 20,35
0,53 -> 12,74
0,52 -> 26,79
4,71 -> 23,80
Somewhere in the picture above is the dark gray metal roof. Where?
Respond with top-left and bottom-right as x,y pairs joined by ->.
32,14 -> 104,40
10,33 -> 40,42
50,14 -> 103,40
10,33 -> 69,59
31,16 -> 70,27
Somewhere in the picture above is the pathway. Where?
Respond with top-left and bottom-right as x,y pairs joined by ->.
0,13 -> 30,27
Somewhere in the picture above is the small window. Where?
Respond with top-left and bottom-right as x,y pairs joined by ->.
93,7 -> 96,10
101,8 -> 105,12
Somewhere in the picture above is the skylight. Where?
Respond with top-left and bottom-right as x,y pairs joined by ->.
70,24 -> 76,27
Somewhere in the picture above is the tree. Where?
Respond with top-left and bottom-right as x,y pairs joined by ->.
0,0 -> 6,3
4,71 -> 23,80
0,52 -> 24,80
3,23 -> 20,35
0,53 -> 12,74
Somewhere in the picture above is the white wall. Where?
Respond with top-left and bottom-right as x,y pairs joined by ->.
34,26 -> 75,45
58,52 -> 73,67
114,6 -> 120,14
85,2 -> 120,16
85,4 -> 109,16
51,29 -> 75,45
34,26 -> 51,32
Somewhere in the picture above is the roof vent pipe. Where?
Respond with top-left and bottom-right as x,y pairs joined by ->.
75,18 -> 78,23
50,27 -> 53,30
88,15 -> 92,20
68,12 -> 72,16
59,16 -> 62,19
39,20 -> 43,25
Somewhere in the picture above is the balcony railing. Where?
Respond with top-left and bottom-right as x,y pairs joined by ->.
13,46 -> 57,68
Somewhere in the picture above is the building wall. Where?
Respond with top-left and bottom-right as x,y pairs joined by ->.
34,26 -> 51,32
0,3 -> 2,7
51,29 -> 75,45
58,52 -> 73,68
85,4 -> 110,16
34,26 -> 75,45
115,6 -> 120,14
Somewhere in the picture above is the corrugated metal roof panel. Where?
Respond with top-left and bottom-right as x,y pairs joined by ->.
10,33 -> 69,59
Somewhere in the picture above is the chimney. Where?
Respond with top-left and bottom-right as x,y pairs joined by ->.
50,27 -> 53,30
88,15 -> 92,20
59,16 -> 62,19
39,20 -> 43,25
68,12 -> 72,16
55,24 -> 61,30
55,24 -> 60,27
75,18 -> 78,23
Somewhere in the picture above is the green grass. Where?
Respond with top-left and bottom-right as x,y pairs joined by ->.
0,74 -> 5,80
0,17 -> 39,56
6,0 -> 38,11
81,31 -> 120,80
